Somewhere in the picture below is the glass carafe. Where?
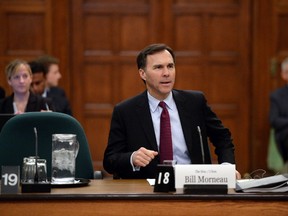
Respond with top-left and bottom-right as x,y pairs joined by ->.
51,134 -> 79,184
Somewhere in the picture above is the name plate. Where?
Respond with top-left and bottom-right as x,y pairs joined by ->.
174,164 -> 236,189
1,166 -> 20,194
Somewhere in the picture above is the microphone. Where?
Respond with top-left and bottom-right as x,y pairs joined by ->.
34,127 -> 39,182
197,126 -> 205,164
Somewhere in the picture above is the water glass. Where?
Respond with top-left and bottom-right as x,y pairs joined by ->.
22,156 -> 47,183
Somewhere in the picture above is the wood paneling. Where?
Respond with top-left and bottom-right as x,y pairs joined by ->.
2,0 -> 285,176
0,0 -> 70,96
71,0 -> 160,172
70,0 -> 251,174
1,180 -> 288,216
170,0 -> 251,173
0,0 -> 49,95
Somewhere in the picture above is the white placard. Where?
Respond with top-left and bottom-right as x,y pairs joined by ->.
174,164 -> 236,189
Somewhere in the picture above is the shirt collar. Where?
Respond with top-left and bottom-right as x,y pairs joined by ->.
42,88 -> 49,98
147,91 -> 174,113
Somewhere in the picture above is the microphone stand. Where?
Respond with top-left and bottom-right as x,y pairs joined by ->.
34,127 -> 39,183
197,126 -> 205,164
21,127 -> 51,193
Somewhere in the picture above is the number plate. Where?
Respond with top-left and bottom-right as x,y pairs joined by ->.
154,164 -> 175,192
1,166 -> 20,194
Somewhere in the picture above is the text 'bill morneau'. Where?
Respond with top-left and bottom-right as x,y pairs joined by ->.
185,176 -> 228,183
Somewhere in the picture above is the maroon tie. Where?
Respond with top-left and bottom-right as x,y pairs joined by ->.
159,101 -> 173,163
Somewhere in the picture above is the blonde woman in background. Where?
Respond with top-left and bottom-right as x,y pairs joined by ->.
0,59 -> 53,114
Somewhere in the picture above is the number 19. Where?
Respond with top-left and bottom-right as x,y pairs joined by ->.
2,173 -> 18,186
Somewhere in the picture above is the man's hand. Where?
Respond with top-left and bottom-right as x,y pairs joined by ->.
132,147 -> 158,167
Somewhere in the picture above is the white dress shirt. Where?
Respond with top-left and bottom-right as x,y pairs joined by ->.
130,91 -> 191,171
148,91 -> 191,164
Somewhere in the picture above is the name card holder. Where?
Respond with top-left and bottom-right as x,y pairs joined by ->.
183,184 -> 227,194
175,164 -> 235,194
154,164 -> 176,192
21,181 -> 51,193
1,166 -> 20,194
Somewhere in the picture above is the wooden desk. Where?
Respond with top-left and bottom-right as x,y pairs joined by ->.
1,179 -> 288,216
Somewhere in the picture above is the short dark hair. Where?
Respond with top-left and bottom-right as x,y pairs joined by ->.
36,55 -> 59,72
136,43 -> 175,70
28,61 -> 47,75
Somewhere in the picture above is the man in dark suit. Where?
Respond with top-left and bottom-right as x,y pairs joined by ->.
269,57 -> 288,165
103,44 -> 240,179
46,86 -> 72,115
35,55 -> 72,115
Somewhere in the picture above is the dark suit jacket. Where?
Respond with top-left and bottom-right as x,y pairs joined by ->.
0,92 -> 54,113
46,87 -> 72,116
0,86 -> 5,99
103,90 -> 236,179
269,85 -> 288,161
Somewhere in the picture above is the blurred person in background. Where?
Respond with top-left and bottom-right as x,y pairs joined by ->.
36,55 -> 72,115
0,59 -> 53,114
29,60 -> 46,95
269,57 -> 288,172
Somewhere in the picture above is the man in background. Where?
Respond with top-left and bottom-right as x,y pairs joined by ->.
28,61 -> 46,96
36,55 -> 72,115
269,57 -> 288,172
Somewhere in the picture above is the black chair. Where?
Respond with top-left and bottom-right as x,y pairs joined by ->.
0,112 -> 97,179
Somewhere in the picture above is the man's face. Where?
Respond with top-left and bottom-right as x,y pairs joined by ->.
139,50 -> 175,100
46,64 -> 62,87
31,72 -> 46,95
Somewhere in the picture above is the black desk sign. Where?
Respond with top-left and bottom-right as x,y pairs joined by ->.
183,184 -> 227,194
154,164 -> 176,192
1,166 -> 20,194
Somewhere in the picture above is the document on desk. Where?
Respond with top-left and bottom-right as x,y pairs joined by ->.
236,174 -> 288,192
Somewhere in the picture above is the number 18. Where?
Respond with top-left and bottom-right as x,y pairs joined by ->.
157,171 -> 170,184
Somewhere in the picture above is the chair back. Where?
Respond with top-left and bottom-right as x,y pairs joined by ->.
267,128 -> 284,173
0,112 -> 94,179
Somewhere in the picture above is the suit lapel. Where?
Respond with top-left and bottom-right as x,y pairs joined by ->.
173,90 -> 213,164
172,90 -> 195,158
135,92 -> 158,151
